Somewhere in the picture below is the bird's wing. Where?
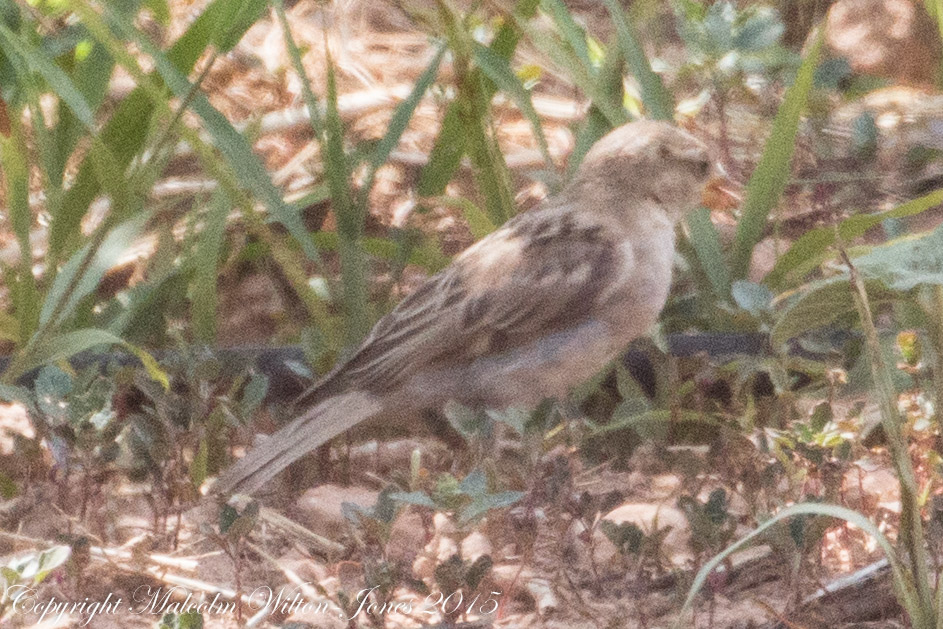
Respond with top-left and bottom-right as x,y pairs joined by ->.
304,208 -> 628,401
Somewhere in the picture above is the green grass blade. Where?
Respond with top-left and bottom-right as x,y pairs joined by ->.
322,58 -> 357,236
49,40 -> 114,189
39,214 -> 148,330
362,44 -> 446,205
438,196 -> 497,239
418,0 -> 540,196
324,54 -> 369,344
730,26 -> 825,280
464,90 -> 516,225
928,0 -> 943,85
143,0 -> 170,25
94,3 -> 320,263
0,17 -> 123,224
472,42 -> 553,170
50,89 -> 150,263
418,105 -> 467,196
0,21 -> 95,129
685,207 -> 731,299
845,254 -> 935,623
49,0 -> 266,265
539,0 -> 593,71
566,34 -> 625,176
602,0 -> 674,121
492,0 -> 542,57
521,22 -> 627,126
0,114 -> 39,342
271,0 -> 323,137
210,0 -> 267,52
0,308 -> 21,345
673,503 -> 921,629
765,188 -> 943,291
190,190 -> 230,342
107,265 -> 188,342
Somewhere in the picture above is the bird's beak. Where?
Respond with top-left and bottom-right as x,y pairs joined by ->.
701,165 -> 740,212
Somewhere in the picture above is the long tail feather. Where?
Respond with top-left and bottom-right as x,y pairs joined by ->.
212,391 -> 384,496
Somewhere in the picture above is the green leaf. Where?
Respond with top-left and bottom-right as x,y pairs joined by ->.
13,545 -> 72,584
0,309 -> 19,344
459,491 -> 525,524
126,343 -> 170,390
35,366 -> 72,421
733,8 -> 784,52
852,222 -> 943,291
731,280 -> 773,315
0,471 -> 17,499
486,407 -> 529,433
142,0 -> 170,25
178,612 -> 204,629
701,1 -> 736,54
770,276 -> 897,347
161,612 -> 204,629
34,545 -> 71,583
389,491 -> 437,508
0,383 -> 33,408
240,372 -> 269,418
814,56 -> 852,89
601,520 -> 645,555
460,469 -> 488,496
10,329 -> 168,389
602,0 -> 674,121
731,26 -> 825,280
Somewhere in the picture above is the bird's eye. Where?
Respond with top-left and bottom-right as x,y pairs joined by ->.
696,159 -> 711,177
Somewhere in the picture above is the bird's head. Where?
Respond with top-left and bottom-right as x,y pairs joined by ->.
571,120 -> 717,223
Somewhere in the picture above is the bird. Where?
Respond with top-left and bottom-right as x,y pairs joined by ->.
213,120 -> 715,497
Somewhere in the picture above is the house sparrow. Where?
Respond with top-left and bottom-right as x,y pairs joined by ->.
214,120 -> 714,497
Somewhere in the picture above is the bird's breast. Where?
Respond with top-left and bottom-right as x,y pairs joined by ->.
599,228 -> 676,344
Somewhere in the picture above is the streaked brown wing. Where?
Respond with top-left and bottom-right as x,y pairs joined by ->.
298,210 -> 624,402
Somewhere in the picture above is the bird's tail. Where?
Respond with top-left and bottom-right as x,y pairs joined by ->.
211,390 -> 385,497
